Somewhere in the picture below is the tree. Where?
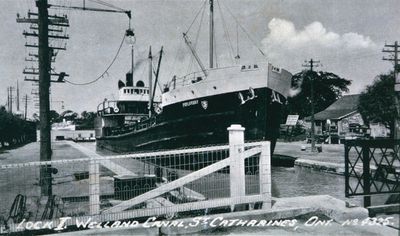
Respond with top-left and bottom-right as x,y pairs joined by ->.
49,110 -> 60,124
77,111 -> 96,130
0,106 -> 36,147
81,111 -> 88,119
358,72 -> 398,137
286,70 -> 351,118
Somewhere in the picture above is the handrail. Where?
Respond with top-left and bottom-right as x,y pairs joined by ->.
166,65 -> 239,90
96,100 -> 118,113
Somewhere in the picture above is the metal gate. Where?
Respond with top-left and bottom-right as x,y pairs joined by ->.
344,139 -> 400,208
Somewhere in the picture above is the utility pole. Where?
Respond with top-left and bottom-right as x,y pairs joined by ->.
383,41 -> 400,140
17,80 -> 20,111
38,0 -> 52,196
17,0 -> 69,196
16,0 -> 129,195
23,94 -> 29,120
303,59 -> 320,152
6,87 -> 10,112
8,86 -> 14,113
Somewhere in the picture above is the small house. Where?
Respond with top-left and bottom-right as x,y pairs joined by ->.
305,94 -> 366,143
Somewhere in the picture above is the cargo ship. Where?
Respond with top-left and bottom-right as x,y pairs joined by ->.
95,0 -> 292,158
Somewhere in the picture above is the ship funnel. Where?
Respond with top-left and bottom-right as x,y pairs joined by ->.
126,72 -> 133,86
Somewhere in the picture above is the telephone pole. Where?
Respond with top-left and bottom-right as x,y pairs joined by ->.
23,94 -> 29,120
383,41 -> 400,140
10,87 -> 13,113
15,0 -> 129,196
17,0 -> 68,196
7,86 -> 15,113
303,59 -> 320,152
37,0 -> 52,196
6,87 -> 10,112
17,80 -> 20,112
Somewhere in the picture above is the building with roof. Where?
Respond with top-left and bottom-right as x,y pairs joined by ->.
305,94 -> 367,143
304,94 -> 390,143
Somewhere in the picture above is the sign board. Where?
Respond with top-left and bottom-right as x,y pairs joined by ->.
285,115 -> 299,126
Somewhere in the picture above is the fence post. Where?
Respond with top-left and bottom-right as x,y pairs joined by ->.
228,124 -> 246,205
344,142 -> 350,198
89,158 -> 100,215
362,141 -> 371,208
259,141 -> 272,209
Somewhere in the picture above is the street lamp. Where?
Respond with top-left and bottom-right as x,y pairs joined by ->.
125,28 -> 136,45
125,28 -> 136,75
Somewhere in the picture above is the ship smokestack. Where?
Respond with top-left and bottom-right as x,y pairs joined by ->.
126,72 -> 133,86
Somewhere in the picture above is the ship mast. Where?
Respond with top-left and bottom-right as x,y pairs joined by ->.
131,43 -> 134,75
209,0 -> 214,69
148,46 -> 153,117
182,0 -> 214,76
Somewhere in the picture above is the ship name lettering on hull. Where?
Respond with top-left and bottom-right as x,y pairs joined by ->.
182,100 -> 199,107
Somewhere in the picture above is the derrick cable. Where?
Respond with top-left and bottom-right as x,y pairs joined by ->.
185,0 -> 207,35
194,3 -> 207,58
172,38 -> 184,75
215,34 -> 218,67
220,0 -> 267,59
64,34 -> 126,85
216,0 -> 235,63
236,23 -> 240,58
187,2 -> 207,74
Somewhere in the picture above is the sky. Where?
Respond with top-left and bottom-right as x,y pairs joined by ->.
1,0 -> 399,118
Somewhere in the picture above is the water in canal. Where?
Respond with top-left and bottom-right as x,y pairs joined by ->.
77,143 -> 393,235
80,142 -> 364,205
272,166 -> 363,206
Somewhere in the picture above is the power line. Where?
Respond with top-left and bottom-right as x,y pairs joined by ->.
64,33 -> 126,86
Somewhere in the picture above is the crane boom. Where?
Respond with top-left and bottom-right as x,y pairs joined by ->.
49,4 -> 131,19
183,33 -> 208,77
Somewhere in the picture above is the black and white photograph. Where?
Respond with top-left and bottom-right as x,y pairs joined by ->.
0,0 -> 399,235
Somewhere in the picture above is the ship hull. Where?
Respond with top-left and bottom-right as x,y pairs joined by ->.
96,86 -> 284,156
